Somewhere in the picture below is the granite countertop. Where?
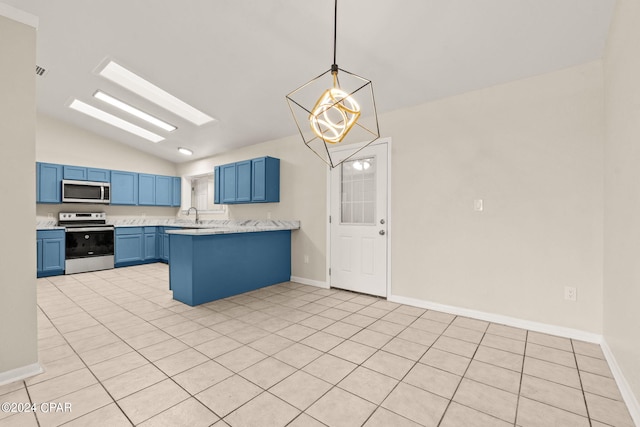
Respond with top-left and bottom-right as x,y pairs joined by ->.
37,218 -> 300,232
166,222 -> 299,235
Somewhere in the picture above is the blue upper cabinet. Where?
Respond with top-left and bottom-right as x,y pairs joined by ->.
37,162 -> 63,203
111,170 -> 139,205
215,156 -> 279,204
63,165 -> 87,181
138,174 -> 156,206
87,168 -> 110,182
220,163 -> 237,203
214,166 -> 220,204
236,160 -> 252,203
37,162 -> 179,207
63,166 -> 111,182
156,175 -> 172,206
171,177 -> 181,207
252,157 -> 280,203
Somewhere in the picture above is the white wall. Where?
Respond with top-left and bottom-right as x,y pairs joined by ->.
0,12 -> 38,377
179,62 -> 605,334
36,114 -> 179,218
603,0 -> 640,410
389,61 -> 605,333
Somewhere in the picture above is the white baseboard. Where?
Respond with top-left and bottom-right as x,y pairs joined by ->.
290,276 -> 329,289
0,362 -> 43,387
388,294 -> 603,343
601,340 -> 640,426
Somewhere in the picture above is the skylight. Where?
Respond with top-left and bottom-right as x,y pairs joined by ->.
98,61 -> 215,126
69,99 -> 164,143
94,90 -> 177,132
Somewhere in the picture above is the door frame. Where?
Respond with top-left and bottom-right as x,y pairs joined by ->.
326,137 -> 392,298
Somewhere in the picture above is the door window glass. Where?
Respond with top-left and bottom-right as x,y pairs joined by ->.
341,157 -> 376,224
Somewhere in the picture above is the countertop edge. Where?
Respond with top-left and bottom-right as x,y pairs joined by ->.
166,226 -> 299,236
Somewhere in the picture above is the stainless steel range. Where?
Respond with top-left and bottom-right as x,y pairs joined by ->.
59,212 -> 114,274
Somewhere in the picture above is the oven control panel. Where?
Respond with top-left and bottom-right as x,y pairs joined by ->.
59,212 -> 106,221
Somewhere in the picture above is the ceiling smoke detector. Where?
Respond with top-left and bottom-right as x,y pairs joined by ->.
35,65 -> 48,77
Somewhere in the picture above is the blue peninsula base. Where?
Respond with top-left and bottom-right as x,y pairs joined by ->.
168,230 -> 292,306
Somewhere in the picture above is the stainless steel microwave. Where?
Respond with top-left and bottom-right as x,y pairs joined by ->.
62,180 -> 111,204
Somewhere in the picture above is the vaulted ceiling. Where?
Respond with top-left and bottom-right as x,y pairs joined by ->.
8,0 -> 615,162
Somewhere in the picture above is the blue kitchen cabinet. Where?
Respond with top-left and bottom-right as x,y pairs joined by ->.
220,163 -> 237,203
37,162 -> 63,203
155,175 -> 172,206
215,157 -> 279,204
37,239 -> 42,273
158,227 -> 179,263
171,177 -> 181,207
63,165 -> 87,181
115,227 -> 144,266
236,160 -> 252,202
144,227 -> 158,260
163,232 -> 170,262
87,168 -> 110,182
64,166 -> 111,182
138,174 -> 156,205
169,229 -> 292,306
214,166 -> 220,204
37,230 -> 65,277
111,171 -> 138,205
251,157 -> 280,203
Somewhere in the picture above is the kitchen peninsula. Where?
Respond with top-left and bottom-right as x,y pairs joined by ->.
167,220 -> 300,306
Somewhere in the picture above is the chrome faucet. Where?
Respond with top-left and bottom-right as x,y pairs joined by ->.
186,207 -> 199,224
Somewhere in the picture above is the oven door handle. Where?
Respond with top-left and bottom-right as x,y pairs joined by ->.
65,227 -> 114,232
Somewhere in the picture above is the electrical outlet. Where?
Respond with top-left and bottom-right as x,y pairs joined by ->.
304,255 -> 309,264
564,286 -> 577,302
474,199 -> 483,212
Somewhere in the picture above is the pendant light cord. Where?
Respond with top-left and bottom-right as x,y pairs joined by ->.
332,0 -> 338,72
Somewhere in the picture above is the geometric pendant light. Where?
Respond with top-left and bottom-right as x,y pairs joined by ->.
286,0 -> 380,168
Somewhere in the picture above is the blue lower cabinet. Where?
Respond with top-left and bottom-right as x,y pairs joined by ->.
169,230 -> 291,306
115,228 -> 144,266
115,227 -> 164,267
144,227 -> 158,260
37,230 -> 65,277
159,227 -> 179,263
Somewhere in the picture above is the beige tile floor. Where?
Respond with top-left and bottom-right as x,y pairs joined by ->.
0,263 -> 635,427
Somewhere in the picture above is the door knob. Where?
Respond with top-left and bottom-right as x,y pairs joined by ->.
379,230 -> 386,235
380,219 -> 385,224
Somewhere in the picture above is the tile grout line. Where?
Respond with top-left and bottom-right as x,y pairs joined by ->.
34,267 -> 631,426
436,316 -> 492,427
571,339 -> 593,427
512,329 -> 528,427
34,284 -> 136,426
41,269 -> 219,425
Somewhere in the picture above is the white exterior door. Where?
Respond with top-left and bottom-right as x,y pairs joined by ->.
330,141 -> 388,297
